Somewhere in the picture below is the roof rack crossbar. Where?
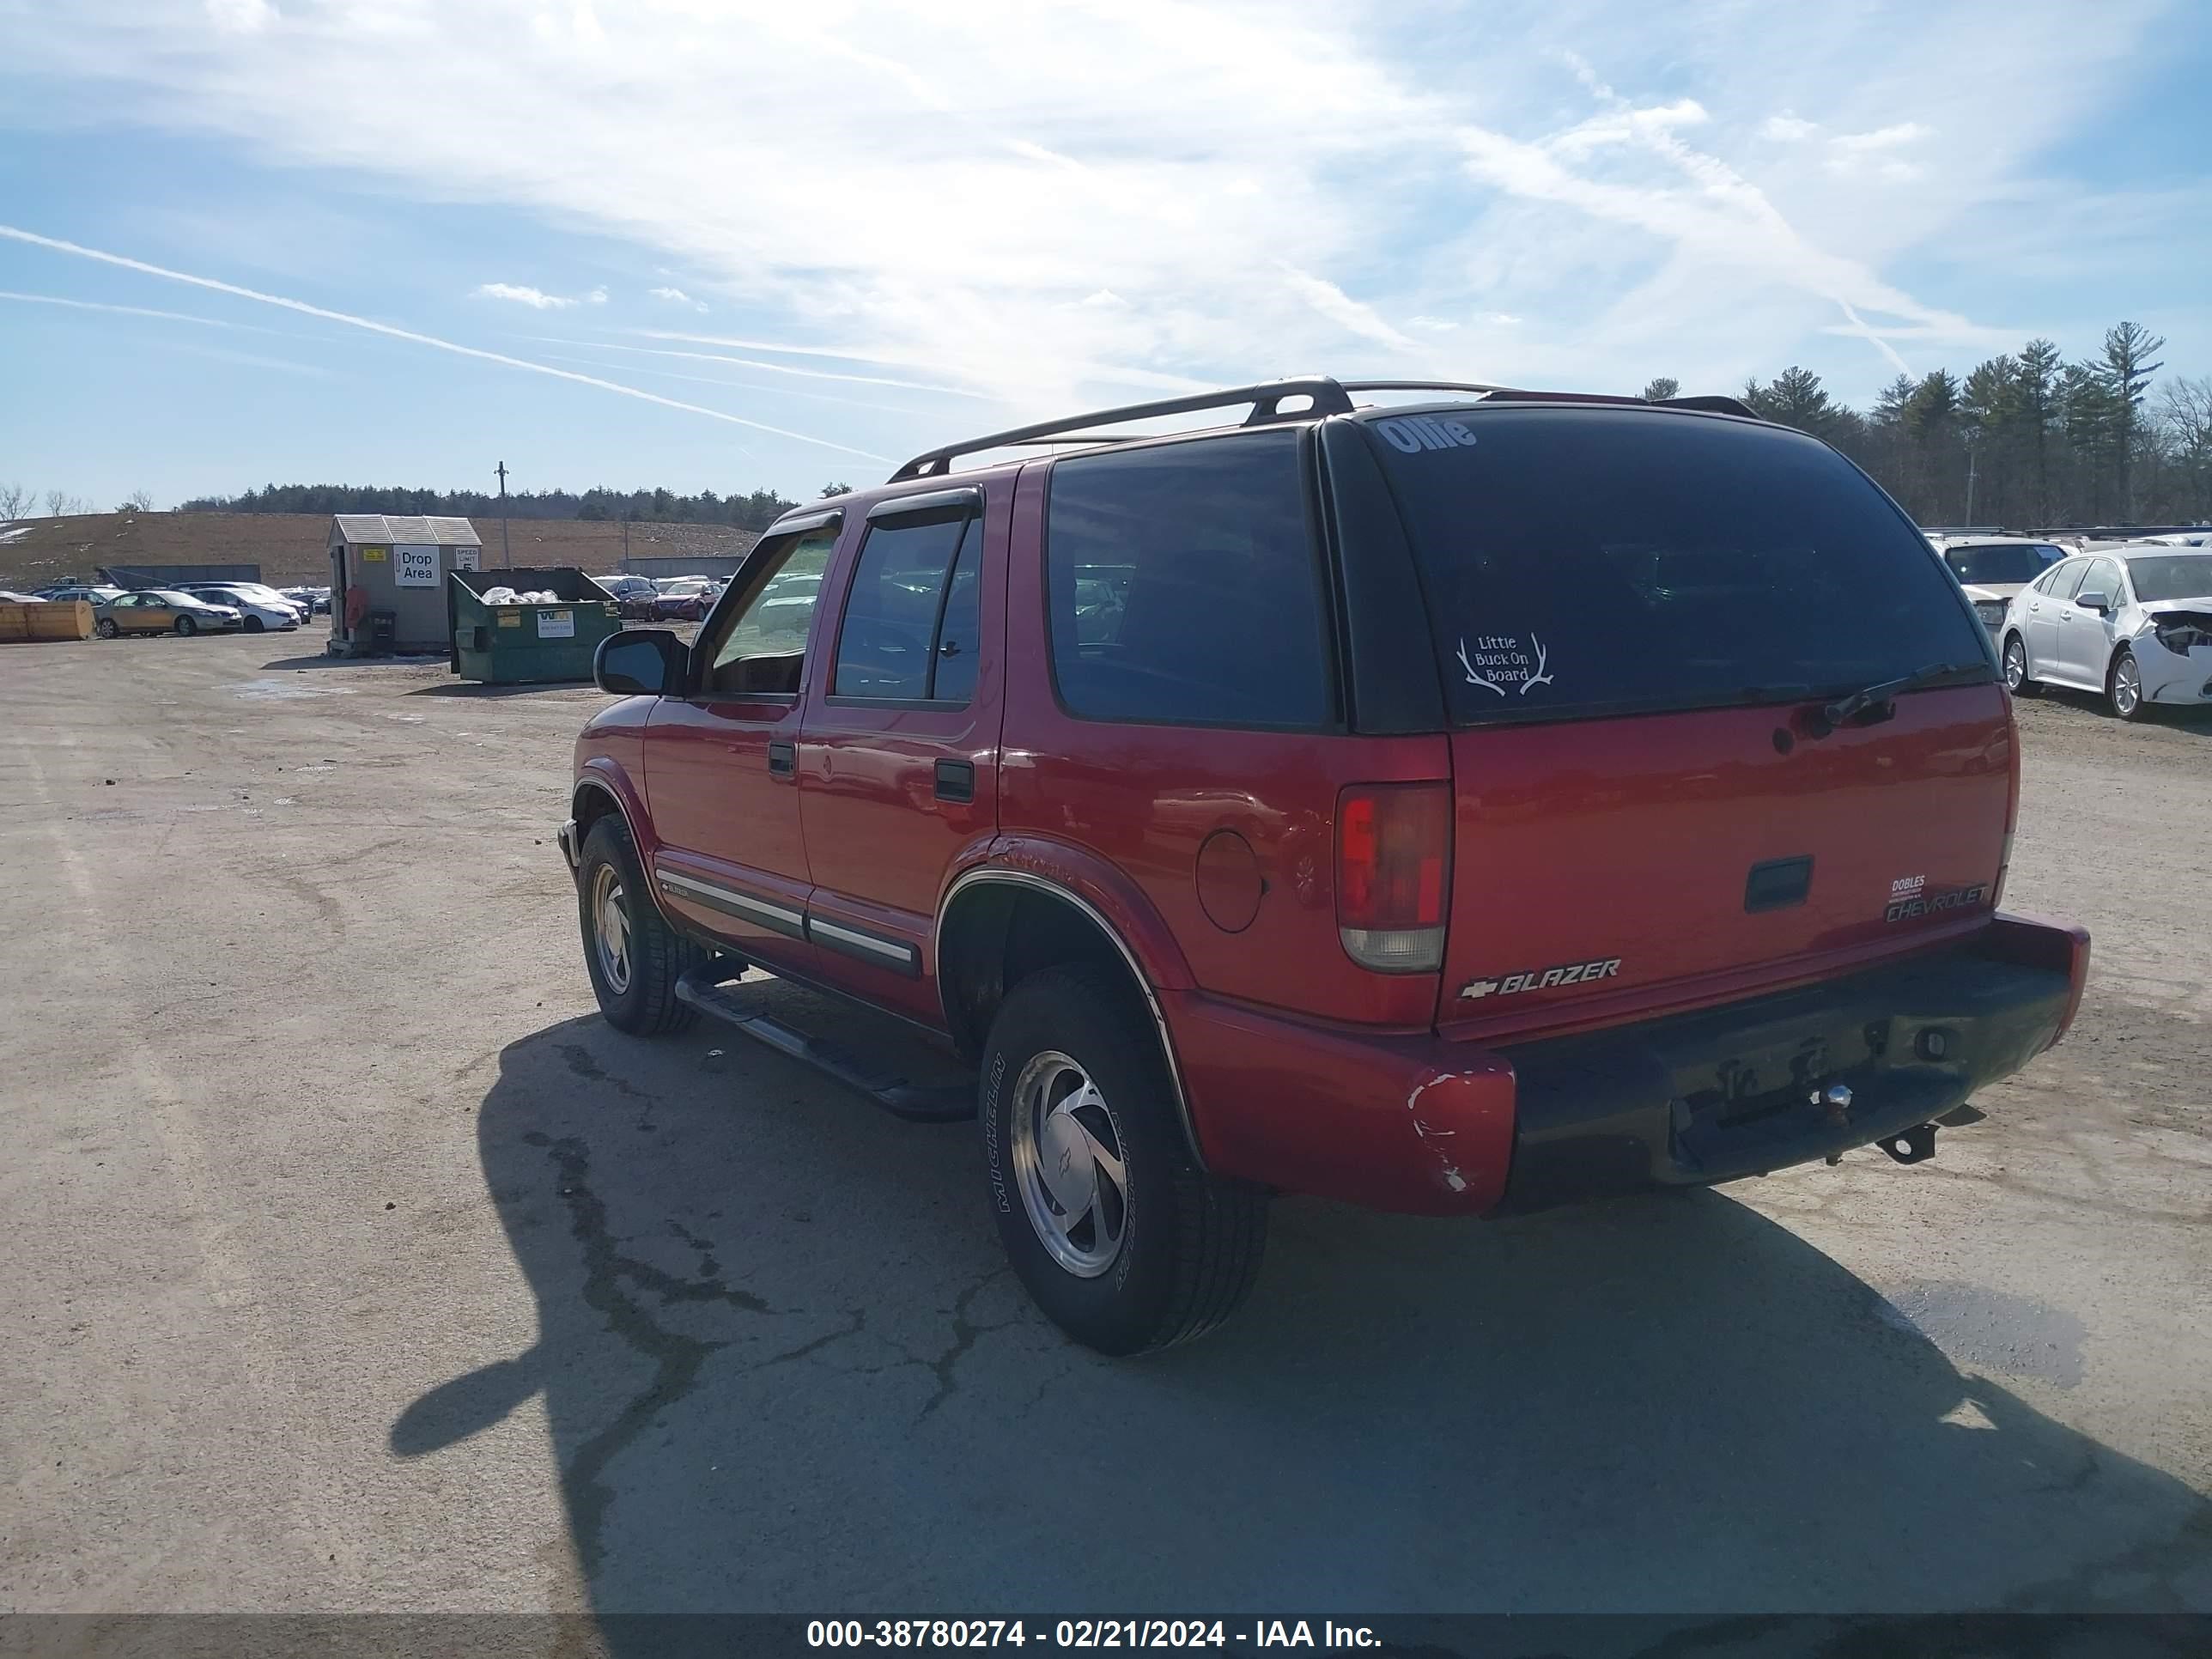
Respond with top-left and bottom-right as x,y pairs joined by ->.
1337,380 -> 1508,398
886,377 -> 1356,482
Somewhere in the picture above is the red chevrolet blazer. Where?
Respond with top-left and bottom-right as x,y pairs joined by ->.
558,377 -> 2091,1355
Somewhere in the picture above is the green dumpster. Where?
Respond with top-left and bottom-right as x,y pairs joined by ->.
447,567 -> 623,684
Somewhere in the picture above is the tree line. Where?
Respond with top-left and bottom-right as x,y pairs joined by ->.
169,481 -> 821,532
1645,321 -> 2210,527
18,322 -> 2208,533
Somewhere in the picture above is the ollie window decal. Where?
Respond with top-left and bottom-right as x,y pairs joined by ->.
1455,633 -> 1554,696
1377,416 -> 1480,454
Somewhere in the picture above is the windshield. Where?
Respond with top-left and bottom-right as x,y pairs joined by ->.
1944,544 -> 2059,586
1366,408 -> 1992,724
2127,554 -> 2212,603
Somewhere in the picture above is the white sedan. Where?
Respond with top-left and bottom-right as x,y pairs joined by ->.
2000,547 -> 2212,720
179,582 -> 303,632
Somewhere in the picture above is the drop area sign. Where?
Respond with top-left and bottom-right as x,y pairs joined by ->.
394,544 -> 441,587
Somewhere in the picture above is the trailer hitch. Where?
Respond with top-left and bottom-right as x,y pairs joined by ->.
1878,1123 -> 1938,1165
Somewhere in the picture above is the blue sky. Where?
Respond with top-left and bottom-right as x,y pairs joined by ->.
2,0 -> 2208,511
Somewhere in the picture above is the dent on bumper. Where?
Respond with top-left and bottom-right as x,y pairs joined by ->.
1171,913 -> 2089,1220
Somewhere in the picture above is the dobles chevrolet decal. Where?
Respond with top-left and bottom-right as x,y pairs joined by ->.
1459,957 -> 1623,1000
1886,884 -> 1987,923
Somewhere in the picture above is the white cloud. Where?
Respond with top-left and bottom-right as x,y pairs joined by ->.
204,0 -> 274,33
472,282 -> 574,309
1831,121 -> 1935,153
585,286 -> 606,304
649,285 -> 708,313
1279,265 -> 1417,354
3,1 -> 2182,416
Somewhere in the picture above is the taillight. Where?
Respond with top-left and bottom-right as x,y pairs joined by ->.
1336,782 -> 1451,973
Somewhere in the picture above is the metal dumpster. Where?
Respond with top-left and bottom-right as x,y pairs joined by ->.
447,567 -> 623,684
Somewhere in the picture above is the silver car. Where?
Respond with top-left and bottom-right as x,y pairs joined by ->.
2000,547 -> 2212,720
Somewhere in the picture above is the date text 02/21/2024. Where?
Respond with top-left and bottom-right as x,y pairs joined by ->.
805,1620 -> 1382,1649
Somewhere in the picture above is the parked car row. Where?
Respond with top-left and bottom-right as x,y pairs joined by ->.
13,580 -> 325,638
589,572 -> 730,623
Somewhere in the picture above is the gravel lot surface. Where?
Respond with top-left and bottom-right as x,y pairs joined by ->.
3,629 -> 2208,1626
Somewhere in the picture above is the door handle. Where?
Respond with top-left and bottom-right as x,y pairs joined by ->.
934,758 -> 975,804
768,740 -> 796,776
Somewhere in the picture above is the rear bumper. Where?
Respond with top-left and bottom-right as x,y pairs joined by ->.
1170,913 -> 2089,1218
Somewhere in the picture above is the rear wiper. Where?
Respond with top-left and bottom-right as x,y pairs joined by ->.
1820,661 -> 1987,729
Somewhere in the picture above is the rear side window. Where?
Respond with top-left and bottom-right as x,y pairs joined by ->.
2048,561 -> 2090,601
1044,432 -> 1333,727
832,507 -> 981,701
1368,409 -> 1993,725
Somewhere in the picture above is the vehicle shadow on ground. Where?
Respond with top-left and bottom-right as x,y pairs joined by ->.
404,679 -> 598,698
394,1017 -> 2212,1633
257,652 -> 447,672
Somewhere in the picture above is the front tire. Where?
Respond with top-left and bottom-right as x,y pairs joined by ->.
96,617 -> 118,639
173,616 -> 197,637
980,963 -> 1267,1355
2108,647 -> 2146,720
246,616 -> 264,633
2002,634 -> 2039,696
577,815 -> 705,1035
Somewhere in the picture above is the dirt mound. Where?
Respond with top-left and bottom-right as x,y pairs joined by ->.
0,511 -> 760,590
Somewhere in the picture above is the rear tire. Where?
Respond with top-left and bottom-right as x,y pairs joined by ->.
980,963 -> 1267,1355
2108,647 -> 2146,721
173,616 -> 197,637
2002,634 -> 2039,696
577,815 -> 705,1035
95,617 -> 118,639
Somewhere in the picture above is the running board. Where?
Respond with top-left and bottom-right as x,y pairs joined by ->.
673,962 -> 975,1122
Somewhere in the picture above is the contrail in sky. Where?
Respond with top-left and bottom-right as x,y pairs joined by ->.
0,225 -> 884,459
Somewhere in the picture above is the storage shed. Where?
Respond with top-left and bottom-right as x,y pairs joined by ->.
326,514 -> 483,653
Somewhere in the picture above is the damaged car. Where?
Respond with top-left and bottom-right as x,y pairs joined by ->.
2000,548 -> 2212,719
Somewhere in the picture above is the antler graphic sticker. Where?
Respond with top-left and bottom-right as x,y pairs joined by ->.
1520,634 -> 1553,696
1456,637 -> 1507,696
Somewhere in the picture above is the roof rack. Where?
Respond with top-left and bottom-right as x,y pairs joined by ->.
888,377 -> 1358,482
884,376 -> 1759,482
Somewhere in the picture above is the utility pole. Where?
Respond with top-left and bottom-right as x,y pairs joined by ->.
1964,437 -> 1978,526
495,460 -> 513,568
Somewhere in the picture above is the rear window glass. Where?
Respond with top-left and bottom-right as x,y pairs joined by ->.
1045,432 -> 1333,728
1944,544 -> 2059,586
2126,554 -> 2212,603
1368,409 -> 1991,724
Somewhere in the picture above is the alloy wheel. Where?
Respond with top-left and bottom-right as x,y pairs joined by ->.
2112,654 -> 2141,717
590,863 -> 633,994
1010,1050 -> 1130,1278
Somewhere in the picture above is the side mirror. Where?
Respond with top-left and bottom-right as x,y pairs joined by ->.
594,628 -> 687,696
2075,591 -> 2110,614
